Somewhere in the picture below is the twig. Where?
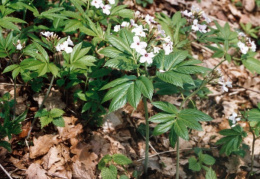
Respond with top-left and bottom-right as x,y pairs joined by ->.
0,164 -> 13,179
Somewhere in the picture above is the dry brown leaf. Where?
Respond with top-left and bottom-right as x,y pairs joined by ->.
26,163 -> 48,179
57,116 -> 83,141
29,134 -> 60,159
103,110 -> 123,132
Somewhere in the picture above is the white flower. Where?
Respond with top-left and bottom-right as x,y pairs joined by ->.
16,40 -> 23,50
145,14 -> 155,25
108,0 -> 115,4
202,12 -> 211,23
41,31 -> 54,37
237,41 -> 249,54
157,25 -> 166,37
153,47 -> 161,53
192,19 -> 207,33
238,32 -> 246,37
191,5 -> 202,14
121,21 -> 130,28
67,36 -> 74,46
132,25 -> 147,37
130,19 -> 137,27
91,0 -> 103,8
101,4 -> 111,15
181,10 -> 193,17
218,79 -> 232,92
164,36 -> 172,43
163,43 -> 173,55
56,37 -> 74,54
130,36 -> 147,53
248,39 -> 256,52
140,50 -> 155,64
159,69 -> 165,73
228,112 -> 241,127
114,25 -> 121,32
135,11 -> 140,17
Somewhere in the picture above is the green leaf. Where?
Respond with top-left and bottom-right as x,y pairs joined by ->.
50,108 -> 64,118
14,110 -> 27,123
164,51 -> 188,71
116,9 -> 134,18
100,75 -> 136,90
48,63 -> 59,77
169,127 -> 178,148
109,91 -> 128,113
178,117 -> 203,131
152,101 -> 178,114
178,109 -> 213,122
106,35 -> 132,55
40,116 -> 53,128
153,120 -> 174,136
3,64 -> 19,73
149,113 -> 176,123
35,109 -> 48,118
102,82 -> 132,103
101,165 -> 117,179
99,47 -> 125,58
0,141 -> 11,152
242,58 -> 260,74
104,57 -> 138,71
205,168 -> 217,179
188,157 -> 201,171
127,82 -> 141,108
112,154 -> 132,165
98,155 -> 112,170
201,154 -> 216,165
53,117 -> 65,127
174,119 -> 189,140
157,71 -> 183,88
175,66 -> 209,74
135,76 -> 153,100
119,175 -> 129,179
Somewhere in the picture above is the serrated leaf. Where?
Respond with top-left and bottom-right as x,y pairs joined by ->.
152,101 -> 178,114
242,58 -> 260,74
157,71 -> 183,88
178,117 -> 202,131
109,91 -> 128,113
169,127 -> 178,148
106,35 -> 132,55
99,47 -> 126,58
53,117 -> 65,127
101,165 -> 117,179
3,64 -> 19,73
205,168 -> 217,179
98,155 -> 112,170
127,82 -> 141,108
174,119 -> 189,140
0,141 -> 11,152
188,157 -> 201,171
102,82 -> 132,103
104,57 -> 138,71
101,75 -> 136,90
201,154 -> 215,165
175,66 -> 209,74
50,108 -> 64,118
112,154 -> 132,165
153,120 -> 174,136
48,63 -> 59,77
135,76 -> 153,100
40,116 -> 53,128
178,109 -> 212,122
164,51 -> 188,71
149,113 -> 176,123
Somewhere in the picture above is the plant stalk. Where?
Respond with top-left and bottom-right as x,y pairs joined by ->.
26,75 -> 55,140
13,78 -> 17,120
248,128 -> 256,178
176,137 -> 180,179
143,96 -> 149,178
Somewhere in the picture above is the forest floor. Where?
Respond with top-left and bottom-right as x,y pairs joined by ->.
0,0 -> 260,178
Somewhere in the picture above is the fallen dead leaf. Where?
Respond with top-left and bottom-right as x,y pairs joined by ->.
26,163 -> 48,179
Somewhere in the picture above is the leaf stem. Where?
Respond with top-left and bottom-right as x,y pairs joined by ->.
143,96 -> 149,178
13,78 -> 17,120
26,75 -> 55,140
248,126 -> 256,178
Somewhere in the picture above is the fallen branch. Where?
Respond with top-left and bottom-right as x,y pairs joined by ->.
0,164 -> 13,179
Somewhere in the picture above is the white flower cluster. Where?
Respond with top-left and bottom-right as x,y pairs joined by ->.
181,6 -> 211,33
113,12 -> 174,64
237,32 -> 256,54
218,76 -> 232,92
16,40 -> 23,50
228,112 -> 241,127
41,31 -> 54,37
56,36 -> 74,54
91,0 -> 115,15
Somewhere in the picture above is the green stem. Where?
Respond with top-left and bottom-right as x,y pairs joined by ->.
13,78 -> 17,120
26,75 -> 55,140
248,127 -> 256,178
176,137 -> 180,179
143,96 -> 149,178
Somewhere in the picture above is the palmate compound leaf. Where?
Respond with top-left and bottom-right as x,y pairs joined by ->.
106,35 -> 133,55
127,82 -> 141,109
104,57 -> 138,71
216,125 -> 247,155
188,156 -> 201,171
100,75 -> 136,90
